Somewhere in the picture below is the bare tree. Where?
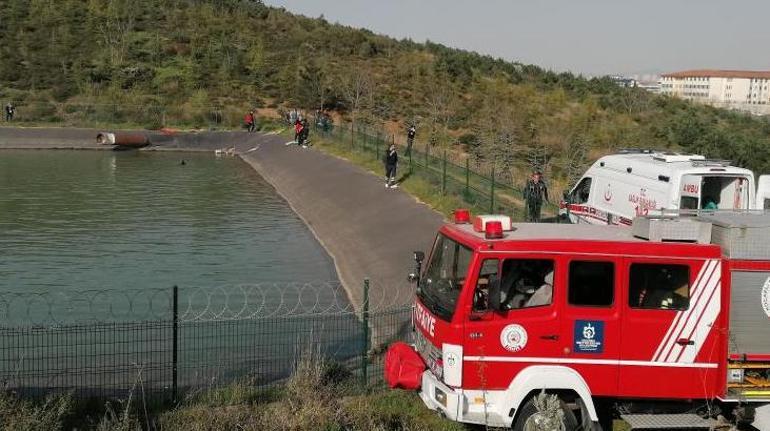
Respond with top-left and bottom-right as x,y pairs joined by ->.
92,0 -> 136,66
340,66 -> 373,131
424,73 -> 455,147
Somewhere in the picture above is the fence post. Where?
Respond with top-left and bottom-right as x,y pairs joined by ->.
409,146 -> 413,175
350,122 -> 354,147
376,131 -> 380,161
490,166 -> 496,213
442,150 -> 447,195
465,158 -> 470,196
172,285 -> 178,402
361,278 -> 370,389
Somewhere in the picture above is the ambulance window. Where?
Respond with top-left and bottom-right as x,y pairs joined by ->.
473,259 -> 499,312
568,261 -> 614,307
680,196 -> 699,210
628,264 -> 690,310
499,259 -> 555,310
571,178 -> 592,204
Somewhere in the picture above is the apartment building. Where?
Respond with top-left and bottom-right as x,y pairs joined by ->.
659,70 -> 770,115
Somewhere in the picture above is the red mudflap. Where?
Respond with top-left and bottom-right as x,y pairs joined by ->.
384,342 -> 426,390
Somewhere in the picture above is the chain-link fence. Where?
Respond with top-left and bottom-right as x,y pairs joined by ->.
315,121 -> 561,221
0,282 -> 412,402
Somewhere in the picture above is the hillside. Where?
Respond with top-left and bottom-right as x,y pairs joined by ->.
2,0 -> 770,185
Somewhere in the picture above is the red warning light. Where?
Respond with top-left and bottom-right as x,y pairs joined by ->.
454,209 -> 471,224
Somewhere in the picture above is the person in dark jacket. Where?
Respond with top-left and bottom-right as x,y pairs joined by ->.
299,118 -> 310,147
523,171 -> 549,222
5,103 -> 15,122
384,143 -> 399,188
405,125 -> 416,156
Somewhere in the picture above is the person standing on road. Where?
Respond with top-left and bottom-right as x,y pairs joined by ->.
244,110 -> 255,132
299,118 -> 310,147
294,118 -> 303,144
384,143 -> 399,188
405,124 -> 416,156
5,103 -> 15,122
523,170 -> 548,222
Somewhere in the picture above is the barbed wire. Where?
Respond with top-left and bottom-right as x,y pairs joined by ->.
0,281 -> 415,327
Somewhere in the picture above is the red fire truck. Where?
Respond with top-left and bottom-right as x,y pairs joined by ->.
384,210 -> 770,430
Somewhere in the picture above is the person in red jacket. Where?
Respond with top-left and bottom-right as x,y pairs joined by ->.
294,118 -> 304,144
244,111 -> 255,132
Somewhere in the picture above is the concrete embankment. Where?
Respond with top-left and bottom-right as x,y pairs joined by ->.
239,135 -> 444,310
0,126 -> 266,151
0,127 -> 444,313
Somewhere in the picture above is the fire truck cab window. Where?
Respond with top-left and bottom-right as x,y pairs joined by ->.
419,234 -> 473,320
568,261 -> 614,307
571,178 -> 592,204
629,263 -> 690,310
472,259 -> 499,312
497,259 -> 555,310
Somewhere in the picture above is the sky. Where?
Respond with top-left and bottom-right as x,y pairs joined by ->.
265,0 -> 770,78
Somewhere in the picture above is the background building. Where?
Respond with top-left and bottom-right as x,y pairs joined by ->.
660,70 -> 770,115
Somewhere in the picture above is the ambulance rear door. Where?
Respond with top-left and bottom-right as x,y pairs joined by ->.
678,174 -> 701,210
756,175 -> 770,210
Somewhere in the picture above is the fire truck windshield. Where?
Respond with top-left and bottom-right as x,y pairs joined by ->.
417,233 -> 472,321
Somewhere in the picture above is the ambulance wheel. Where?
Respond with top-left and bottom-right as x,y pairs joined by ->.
511,397 -> 578,431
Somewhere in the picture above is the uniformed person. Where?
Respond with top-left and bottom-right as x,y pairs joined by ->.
523,171 -> 548,222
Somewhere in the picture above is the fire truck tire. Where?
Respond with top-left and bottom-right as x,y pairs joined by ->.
511,397 -> 579,431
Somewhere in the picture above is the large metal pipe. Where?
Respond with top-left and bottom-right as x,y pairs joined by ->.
96,132 -> 150,148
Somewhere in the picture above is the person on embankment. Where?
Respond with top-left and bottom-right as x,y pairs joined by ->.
384,143 -> 399,188
244,110 -> 255,133
5,103 -> 15,122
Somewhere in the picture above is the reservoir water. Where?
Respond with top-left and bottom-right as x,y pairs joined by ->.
0,150 -> 361,395
0,150 -> 342,324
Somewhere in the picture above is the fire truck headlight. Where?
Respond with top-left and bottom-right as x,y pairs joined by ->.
728,368 -> 745,384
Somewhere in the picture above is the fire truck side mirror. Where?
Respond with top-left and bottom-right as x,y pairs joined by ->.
408,251 -> 425,284
488,277 -> 502,312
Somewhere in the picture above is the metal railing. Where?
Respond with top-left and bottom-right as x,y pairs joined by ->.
0,282 -> 413,402
314,121 -> 561,221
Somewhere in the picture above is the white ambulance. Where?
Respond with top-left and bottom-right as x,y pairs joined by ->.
560,150 -> 770,225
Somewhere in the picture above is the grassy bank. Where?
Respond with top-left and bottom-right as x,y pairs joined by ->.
309,128 -> 558,221
0,357 -> 465,431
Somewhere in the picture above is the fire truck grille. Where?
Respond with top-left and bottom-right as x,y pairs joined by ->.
413,328 -> 442,377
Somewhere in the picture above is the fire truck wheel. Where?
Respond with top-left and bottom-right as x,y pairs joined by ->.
511,396 -> 579,431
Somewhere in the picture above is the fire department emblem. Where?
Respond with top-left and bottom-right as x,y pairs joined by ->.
762,277 -> 770,318
500,324 -> 528,352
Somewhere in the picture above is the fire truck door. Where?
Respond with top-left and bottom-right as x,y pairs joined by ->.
560,259 -> 621,396
463,256 -> 562,391
619,258 -> 721,398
